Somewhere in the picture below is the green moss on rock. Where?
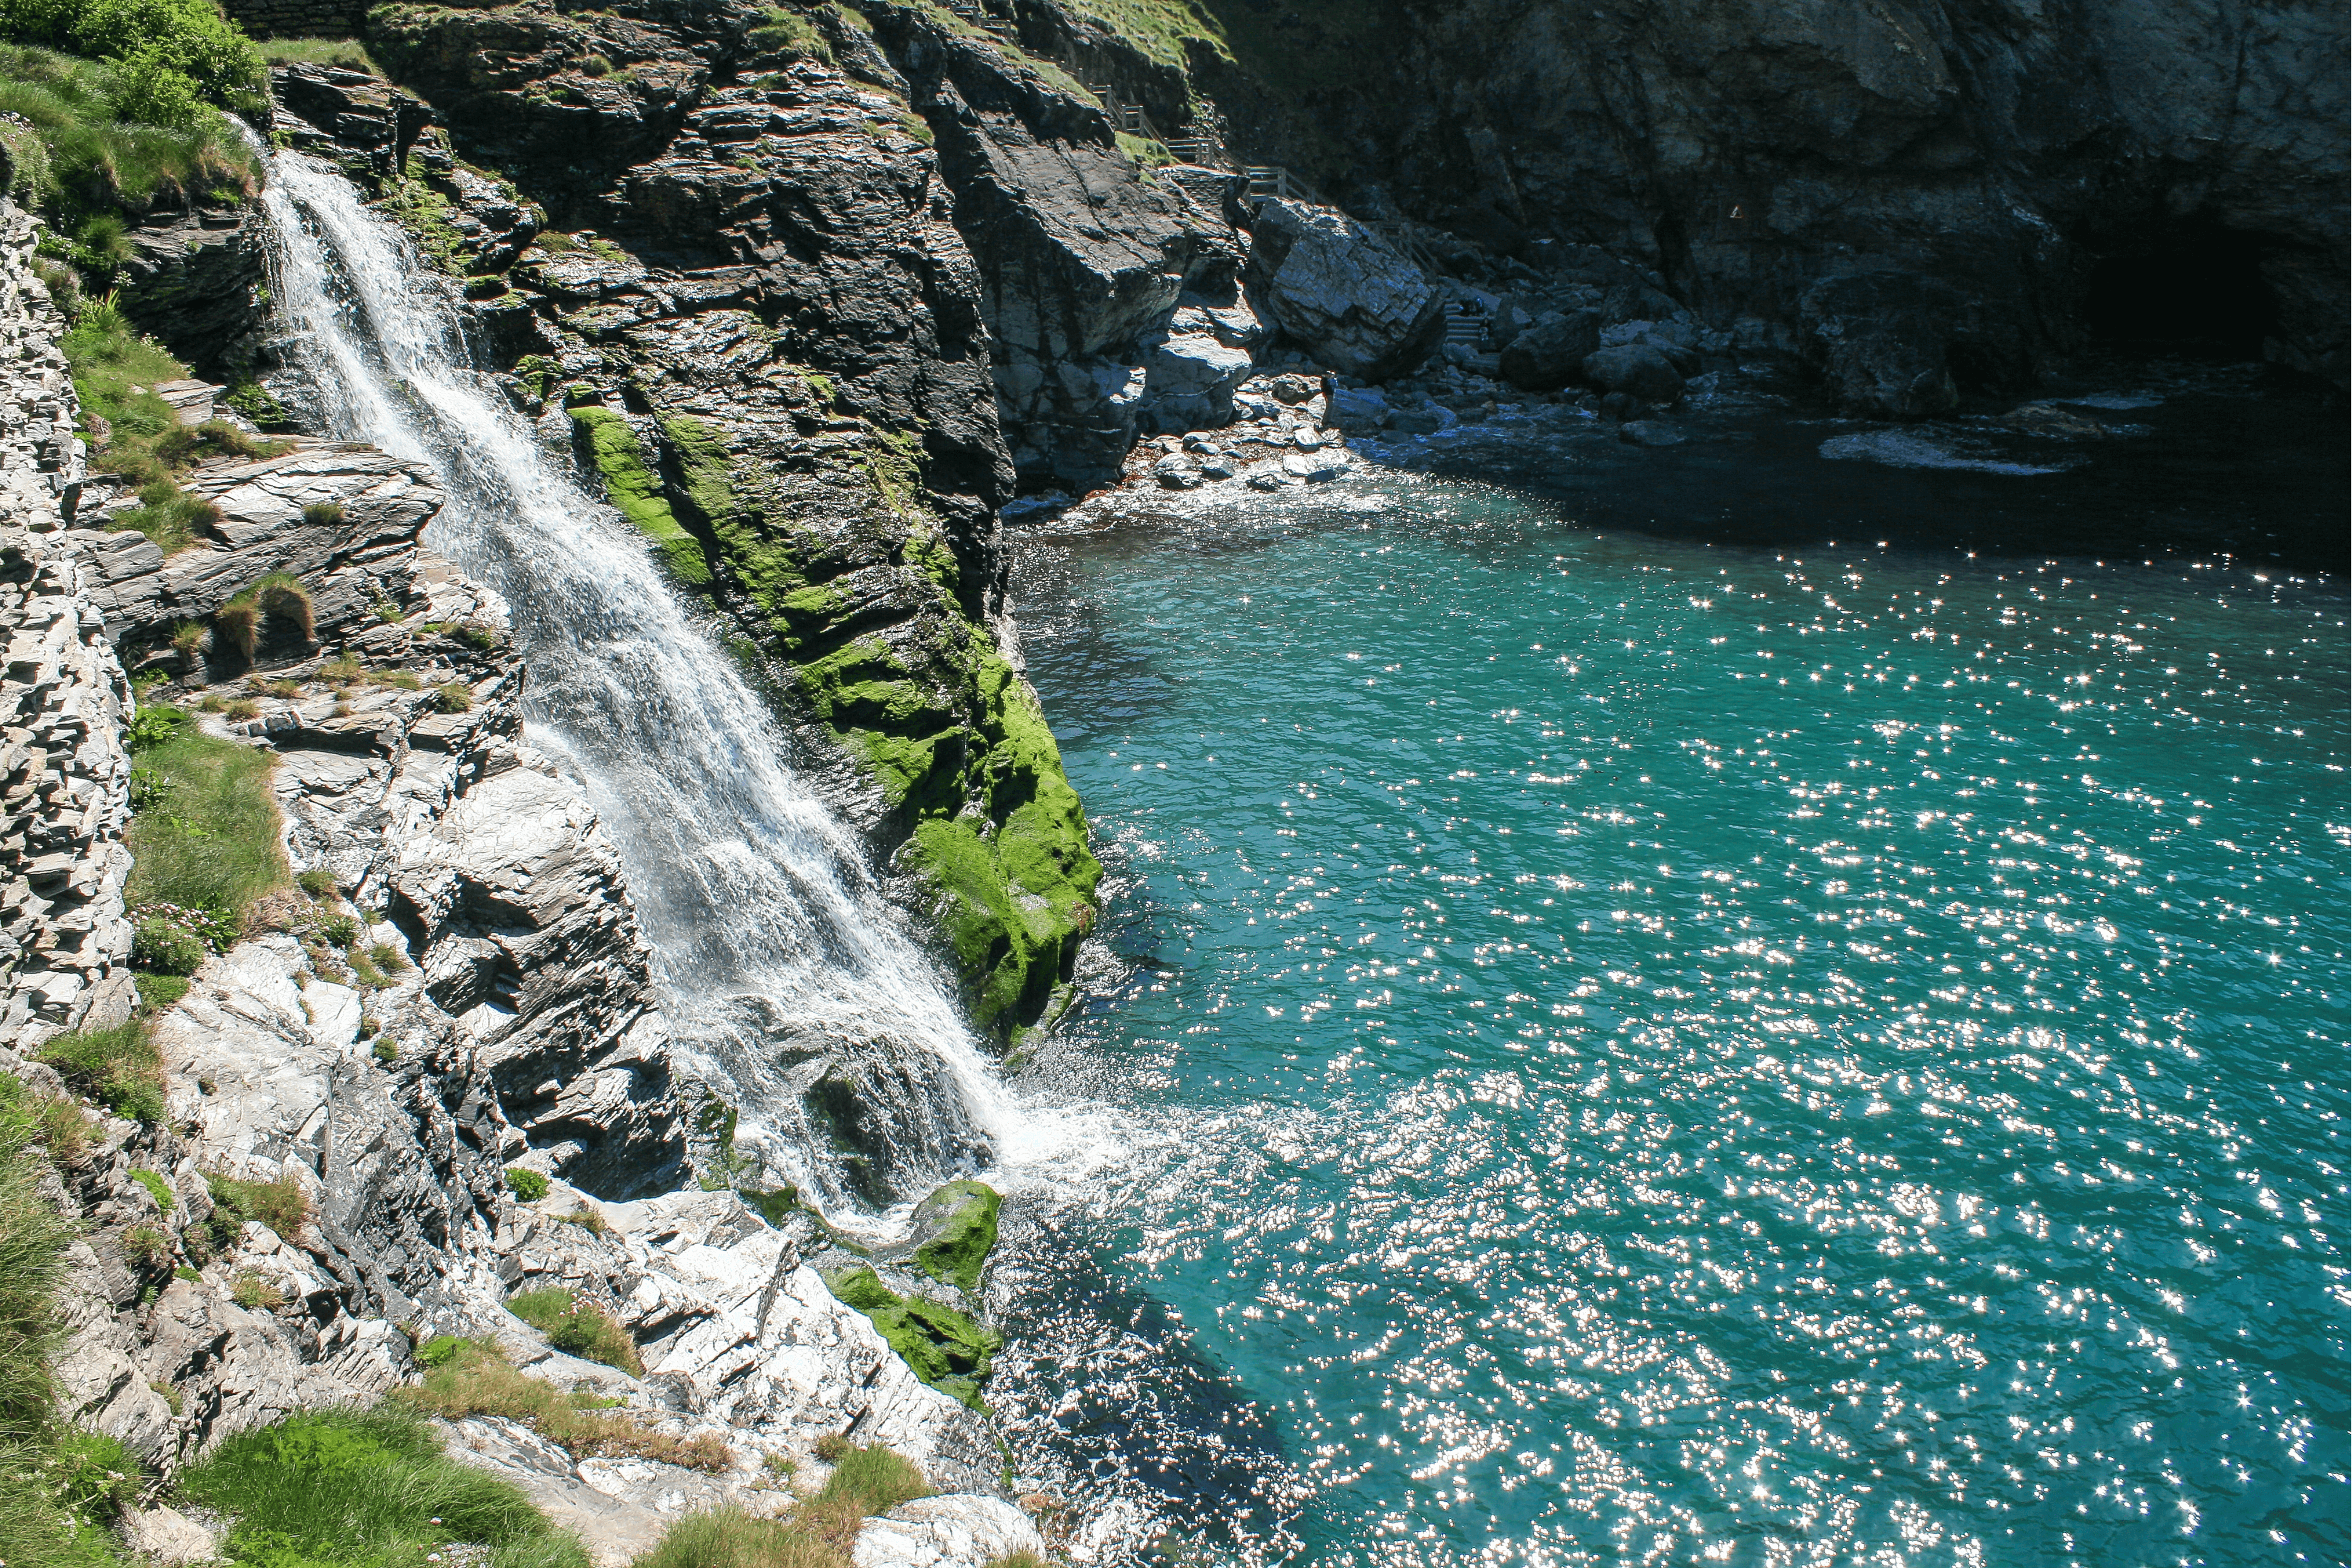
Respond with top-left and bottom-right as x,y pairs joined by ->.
568,406 -> 713,587
820,1263 -> 1000,1411
909,1179 -> 998,1293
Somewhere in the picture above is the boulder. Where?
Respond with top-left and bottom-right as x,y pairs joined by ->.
1499,309 -> 1603,391
1799,273 -> 1963,420
1581,344 -> 1686,405
1619,419 -> 1686,446
1243,199 -> 1443,379
1139,330 -> 1255,432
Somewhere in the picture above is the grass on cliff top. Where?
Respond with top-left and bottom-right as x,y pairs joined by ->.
178,1407 -> 590,1568
629,1446 -> 928,1568
1055,0 -> 1228,68
0,41 -> 259,272
124,703 -> 289,931
257,35 -> 381,73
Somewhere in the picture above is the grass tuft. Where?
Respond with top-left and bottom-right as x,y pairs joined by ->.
35,1020 -> 162,1122
628,1445 -> 929,1567
505,1286 -> 644,1375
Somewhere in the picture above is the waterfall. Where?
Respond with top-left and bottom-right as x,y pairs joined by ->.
247,145 -> 1014,1219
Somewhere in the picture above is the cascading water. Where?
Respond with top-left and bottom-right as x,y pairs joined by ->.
247,143 -> 1012,1218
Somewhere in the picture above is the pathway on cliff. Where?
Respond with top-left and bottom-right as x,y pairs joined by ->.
249,144 -> 1026,1219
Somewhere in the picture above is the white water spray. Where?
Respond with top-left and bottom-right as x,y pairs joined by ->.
249,144 -> 1023,1215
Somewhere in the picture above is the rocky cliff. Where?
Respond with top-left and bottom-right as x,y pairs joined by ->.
263,6 -> 1133,1043
1107,0 -> 2346,400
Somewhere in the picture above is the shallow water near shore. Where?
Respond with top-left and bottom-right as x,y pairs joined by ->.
992,408 -> 2348,1566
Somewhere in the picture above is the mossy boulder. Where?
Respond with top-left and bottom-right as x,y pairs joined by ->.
907,1179 -> 998,1294
820,1262 -> 1000,1411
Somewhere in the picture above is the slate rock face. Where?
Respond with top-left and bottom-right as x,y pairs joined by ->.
857,3 -> 1247,489
1104,0 -> 2347,394
1243,198 -> 1443,380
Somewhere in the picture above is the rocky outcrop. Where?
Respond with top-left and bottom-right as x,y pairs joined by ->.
856,3 -> 1248,491
0,198 -> 138,1052
1242,199 -> 1441,380
114,202 -> 269,382
266,31 -> 1106,1042
77,440 -> 448,662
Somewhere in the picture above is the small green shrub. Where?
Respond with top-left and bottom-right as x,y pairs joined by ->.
367,940 -> 409,974
434,680 -> 474,713
132,914 -> 206,975
296,867 -> 337,899
51,1424 -> 140,1521
550,1204 -> 608,1236
301,500 -> 343,526
453,621 -> 499,650
505,1167 -> 549,1202
127,1167 -> 174,1211
505,1287 -> 644,1375
121,1222 -> 170,1264
229,1268 -> 283,1309
312,912 -> 359,948
134,973 -> 191,1012
204,1169 -> 310,1241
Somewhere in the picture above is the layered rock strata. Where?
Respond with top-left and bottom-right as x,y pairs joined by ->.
0,197 -> 138,1051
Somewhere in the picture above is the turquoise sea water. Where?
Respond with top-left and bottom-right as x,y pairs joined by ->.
997,469 -> 2347,1568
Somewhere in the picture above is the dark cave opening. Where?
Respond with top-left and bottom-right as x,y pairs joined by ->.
2080,219 -> 2276,357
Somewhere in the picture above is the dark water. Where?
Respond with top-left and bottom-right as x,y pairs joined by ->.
992,381 -> 2347,1568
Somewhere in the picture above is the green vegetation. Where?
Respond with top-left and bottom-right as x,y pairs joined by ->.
204,1168 -> 310,1243
36,1019 -> 162,1123
504,1166 -> 549,1202
256,34 -> 380,73
0,1067 -> 95,1167
819,1264 -> 998,1411
0,41 -> 256,273
895,637 -> 1098,1031
124,703 -> 287,944
909,1180 -> 997,1293
1056,0 -> 1227,69
505,1286 -> 644,1375
0,1054 -> 119,1567
178,1407 -> 591,1568
126,1166 -> 173,1211
397,1338 -> 733,1472
1115,130 -> 1173,166
569,405 -> 715,586
747,6 -> 831,62
61,294 -> 284,557
629,1445 -> 928,1568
